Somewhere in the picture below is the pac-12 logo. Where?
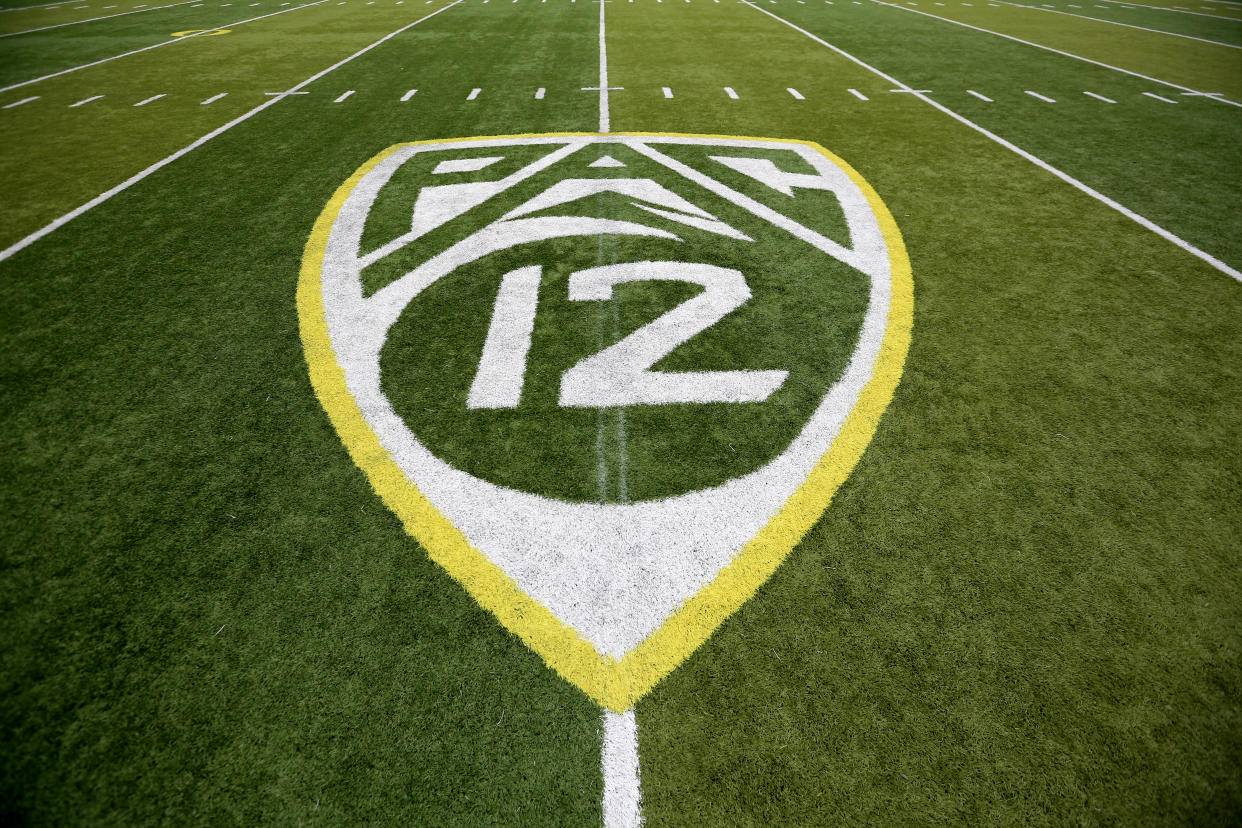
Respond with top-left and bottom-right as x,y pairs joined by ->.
298,133 -> 912,712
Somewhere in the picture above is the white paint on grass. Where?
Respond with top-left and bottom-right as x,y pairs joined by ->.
1024,90 -> 1055,101
466,87 -> 481,100
724,86 -> 739,98
0,0 -> 198,38
535,86 -> 546,99
2,96 -> 39,108
602,710 -> 642,828
133,93 -> 165,105
433,155 -> 503,173
468,266 -> 542,409
966,89 -> 993,101
1083,90 -> 1116,102
0,0 -> 463,264
787,87 -> 805,99
69,94 -> 104,106
848,87 -> 868,99
662,86 -> 673,97
867,0 -> 1242,108
741,0 -> 1242,283
200,92 -> 228,104
994,0 -> 1242,48
401,88 -> 418,100
0,0 -> 330,95
1142,91 -> 1179,102
334,90 -> 355,102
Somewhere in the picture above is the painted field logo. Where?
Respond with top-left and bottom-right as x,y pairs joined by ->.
299,133 -> 912,713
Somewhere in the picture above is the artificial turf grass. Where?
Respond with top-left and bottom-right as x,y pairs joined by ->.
613,1 -> 1242,823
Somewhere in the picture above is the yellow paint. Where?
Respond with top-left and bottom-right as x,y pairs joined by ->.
171,28 -> 231,36
298,133 -> 913,712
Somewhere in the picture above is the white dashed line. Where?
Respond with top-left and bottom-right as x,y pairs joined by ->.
966,89 -> 993,101
334,90 -> 354,102
1025,90 -> 1056,102
401,88 -> 417,100
724,86 -> 739,98
2,96 -> 39,109
1083,90 -> 1116,102
70,94 -> 104,106
133,93 -> 165,106
1142,91 -> 1179,103
662,86 -> 673,98
848,87 -> 868,100
467,87 -> 481,100
200,93 -> 227,104
787,87 -> 805,99
535,87 -> 545,99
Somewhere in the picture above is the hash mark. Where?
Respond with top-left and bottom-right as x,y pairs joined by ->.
966,89 -> 993,101
1083,90 -> 1116,103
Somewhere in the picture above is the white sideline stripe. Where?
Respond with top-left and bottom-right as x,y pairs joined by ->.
994,0 -> 1242,49
466,87 -> 480,100
662,85 -> 673,97
200,92 -> 227,103
869,0 -> 1242,108
787,86 -> 805,98
1142,91 -> 1179,102
401,88 -> 417,100
1025,89 -> 1055,101
602,710 -> 642,828
1096,0 -> 1242,19
334,89 -> 354,101
848,87 -> 868,99
1084,90 -> 1116,102
967,88 -> 992,101
534,86 -> 545,98
2,96 -> 39,108
70,94 -> 104,106
133,93 -> 165,105
724,85 -> 739,98
0,0 -> 462,264
0,0 -> 328,94
0,0 -> 197,37
597,0 -> 609,131
742,1 -> 1242,283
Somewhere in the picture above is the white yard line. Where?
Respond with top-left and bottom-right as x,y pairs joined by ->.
0,0 -> 329,94
869,0 -> 1242,107
993,0 -> 1242,49
0,0 -> 462,263
597,0 -> 610,131
602,709 -> 642,828
1095,0 -> 1242,19
742,0 -> 1242,283
0,0 -> 198,37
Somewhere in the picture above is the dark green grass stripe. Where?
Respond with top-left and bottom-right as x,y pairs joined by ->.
994,0 -> 1242,47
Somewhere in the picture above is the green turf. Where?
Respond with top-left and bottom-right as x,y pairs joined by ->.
2,0 -> 1240,824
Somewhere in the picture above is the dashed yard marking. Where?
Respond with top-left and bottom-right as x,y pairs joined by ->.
966,89 -> 993,101
848,87 -> 868,99
3,96 -> 39,109
787,87 -> 805,99
467,87 -> 481,100
70,94 -> 104,106
334,90 -> 354,102
535,87 -> 546,99
133,93 -> 165,106
1025,90 -> 1056,101
1084,90 -> 1116,102
1142,91 -> 1179,102
200,92 -> 227,104
401,88 -> 418,100
724,86 -> 739,98
662,86 -> 673,97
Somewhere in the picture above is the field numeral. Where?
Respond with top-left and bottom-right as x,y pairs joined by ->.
468,262 -> 787,410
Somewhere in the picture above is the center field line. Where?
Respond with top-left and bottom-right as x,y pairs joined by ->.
742,0 -> 1242,283
992,0 -> 1242,49
869,0 -> 1242,107
0,0 -> 329,94
0,0 -> 462,263
597,0 -> 610,131
0,0 -> 199,38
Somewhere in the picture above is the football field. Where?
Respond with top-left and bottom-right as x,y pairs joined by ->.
1,0 -> 1240,823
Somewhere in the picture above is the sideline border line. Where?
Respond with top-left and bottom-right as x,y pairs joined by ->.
0,0 -> 199,39
993,0 -> 1242,50
0,0 -> 462,263
745,0 -> 1242,283
870,0 -> 1242,108
0,0 -> 328,94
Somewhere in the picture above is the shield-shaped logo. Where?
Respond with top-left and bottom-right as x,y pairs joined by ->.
299,133 -> 912,712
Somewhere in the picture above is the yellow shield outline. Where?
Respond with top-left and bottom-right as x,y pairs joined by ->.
297,132 -> 913,712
